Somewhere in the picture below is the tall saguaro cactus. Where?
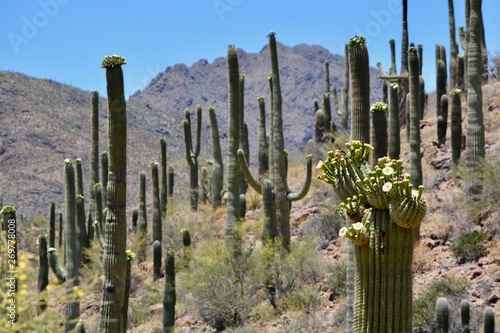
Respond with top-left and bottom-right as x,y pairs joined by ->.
317,141 -> 426,333
163,250 -> 176,333
151,162 -> 161,243
349,36 -> 371,144
160,137 -> 168,215
208,106 -> 224,208
465,0 -> 485,170
409,46 -> 423,187
225,45 -> 242,254
183,105 -> 202,211
257,96 -> 269,177
238,32 -> 312,250
136,171 -> 148,262
450,89 -> 463,164
89,90 -> 99,242
64,159 -> 80,332
448,0 -> 459,90
99,54 -> 128,333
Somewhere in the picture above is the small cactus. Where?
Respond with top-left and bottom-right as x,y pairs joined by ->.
153,240 -> 162,280
460,299 -> 471,333
163,250 -> 176,333
436,297 -> 450,333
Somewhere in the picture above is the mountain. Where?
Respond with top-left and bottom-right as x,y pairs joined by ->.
0,42 -> 383,218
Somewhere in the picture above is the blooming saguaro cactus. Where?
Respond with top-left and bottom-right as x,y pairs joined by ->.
317,140 -> 426,332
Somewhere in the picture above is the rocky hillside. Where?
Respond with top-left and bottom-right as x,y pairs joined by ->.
0,42 -> 383,218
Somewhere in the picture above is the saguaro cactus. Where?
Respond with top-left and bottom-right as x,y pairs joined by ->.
225,44 -> 242,254
450,89 -> 463,164
47,247 -> 66,283
460,299 -> 471,333
436,297 -> 450,333
183,105 -> 202,211
163,250 -> 176,333
409,46 -> 423,187
257,96 -> 269,177
153,240 -> 162,280
317,141 -> 426,333
123,250 -> 135,333
64,159 -> 80,331
483,306 -> 495,333
89,90 -> 99,243
208,106 -> 224,208
370,102 -> 388,166
136,171 -> 148,262
99,54 -> 128,333
49,202 -> 56,248
238,32 -> 312,250
448,0 -> 459,90
151,162 -> 161,243
388,83 -> 400,159
38,235 -> 49,315
160,137 -> 168,215
93,183 -> 105,248
349,36 -> 371,144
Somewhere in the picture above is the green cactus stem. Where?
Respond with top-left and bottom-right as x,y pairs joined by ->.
451,89 -> 463,164
49,202 -> 56,248
38,235 -> 49,315
100,151 -> 109,224
183,105 -> 202,211
317,141 -> 426,333
409,46 -> 423,187
456,54 -> 465,90
160,137 -> 168,216
168,166 -> 174,207
99,53 -> 128,333
59,212 -> 63,250
460,299 -> 471,333
89,90 -> 99,246
400,0 -> 409,76
465,0 -> 485,173
136,171 -> 147,263
64,159 -> 80,331
76,194 -> 87,266
239,74 -> 250,201
348,36 -> 371,144
163,250 -> 176,333
340,43 -> 350,133
225,44 -> 242,254
436,59 -> 447,118
151,162 -> 161,243
257,96 -> 269,177
448,0 -> 459,89
75,320 -> 86,333
388,83 -> 400,159
47,247 -> 66,283
483,306 -> 495,333
436,297 -> 450,333
201,166 -> 210,203
153,240 -> 162,281
132,208 -> 138,233
93,183 -> 105,248
370,102 -> 388,166
122,250 -> 135,333
208,106 -> 224,208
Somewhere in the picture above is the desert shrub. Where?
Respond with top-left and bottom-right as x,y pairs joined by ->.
327,259 -> 347,297
252,236 -> 322,309
300,213 -> 343,241
413,275 -> 469,331
450,230 -> 487,262
176,235 -> 256,331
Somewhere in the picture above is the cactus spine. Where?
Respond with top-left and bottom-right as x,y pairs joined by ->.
163,250 -> 176,333
99,54 -> 128,333
436,297 -> 450,333
136,171 -> 148,262
225,45 -> 242,254
238,32 -> 312,249
151,162 -> 161,243
183,105 -> 202,211
208,106 -> 224,208
450,89 -> 463,164
64,159 -> 80,331
409,46 -> 423,187
317,141 -> 426,333
38,234 -> 49,315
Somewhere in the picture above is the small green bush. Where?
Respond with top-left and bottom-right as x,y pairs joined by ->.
327,259 -> 347,297
450,230 -> 487,262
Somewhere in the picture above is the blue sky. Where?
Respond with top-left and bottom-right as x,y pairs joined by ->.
1,0 -> 499,98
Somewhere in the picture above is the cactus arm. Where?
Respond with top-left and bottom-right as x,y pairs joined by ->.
194,104 -> 202,158
38,235 -> 49,315
49,202 -> 56,248
93,183 -> 105,248
151,162 -> 161,243
237,149 -> 262,194
183,118 -> 194,167
47,247 -> 66,283
261,179 -> 277,243
287,155 -> 312,201
409,46 -> 423,187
